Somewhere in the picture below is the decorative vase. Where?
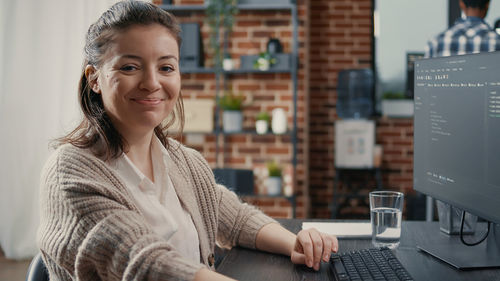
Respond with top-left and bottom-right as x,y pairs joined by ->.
271,108 -> 287,134
255,120 -> 268,134
257,58 -> 270,71
267,38 -> 283,54
223,57 -> 234,71
266,177 -> 282,195
223,110 -> 243,133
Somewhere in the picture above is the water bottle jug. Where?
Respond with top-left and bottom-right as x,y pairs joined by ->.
337,69 -> 374,119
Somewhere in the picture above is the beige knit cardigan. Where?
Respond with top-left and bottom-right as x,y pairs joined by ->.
37,140 -> 276,281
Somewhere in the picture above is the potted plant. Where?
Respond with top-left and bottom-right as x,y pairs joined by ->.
255,111 -> 270,134
218,91 -> 245,133
205,0 -> 238,69
253,52 -> 277,71
266,161 -> 282,195
381,91 -> 414,117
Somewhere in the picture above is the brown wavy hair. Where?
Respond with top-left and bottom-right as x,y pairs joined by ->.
58,0 -> 184,160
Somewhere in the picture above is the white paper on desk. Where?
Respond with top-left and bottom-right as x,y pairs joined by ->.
302,222 -> 372,239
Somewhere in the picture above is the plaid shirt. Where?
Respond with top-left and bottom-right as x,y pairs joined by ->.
425,16 -> 500,58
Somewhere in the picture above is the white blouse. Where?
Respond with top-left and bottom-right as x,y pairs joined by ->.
109,137 -> 201,264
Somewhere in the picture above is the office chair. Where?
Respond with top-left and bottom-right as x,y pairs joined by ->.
25,253 -> 49,281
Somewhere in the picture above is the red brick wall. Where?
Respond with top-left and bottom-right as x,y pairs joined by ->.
308,0 -> 414,218
377,118 -> 414,192
168,0 -> 415,219
171,0 -> 310,218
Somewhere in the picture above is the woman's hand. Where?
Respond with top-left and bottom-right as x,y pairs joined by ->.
290,228 -> 338,271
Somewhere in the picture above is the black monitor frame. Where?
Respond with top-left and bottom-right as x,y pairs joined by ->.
413,51 -> 500,269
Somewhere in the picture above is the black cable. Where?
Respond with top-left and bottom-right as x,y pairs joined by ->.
460,211 -> 490,246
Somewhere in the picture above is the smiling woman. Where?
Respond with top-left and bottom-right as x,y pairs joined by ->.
85,24 -> 181,165
59,2 -> 185,161
37,1 -> 339,281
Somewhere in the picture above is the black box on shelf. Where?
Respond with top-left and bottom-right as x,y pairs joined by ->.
240,53 -> 292,71
179,23 -> 204,70
213,168 -> 254,195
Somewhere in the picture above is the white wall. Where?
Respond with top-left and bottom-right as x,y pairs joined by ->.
485,0 -> 500,27
375,0 -> 448,96
0,0 -> 121,259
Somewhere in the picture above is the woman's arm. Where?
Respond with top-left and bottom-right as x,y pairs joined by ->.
254,223 -> 295,256
193,268 -> 236,281
38,147 -> 205,281
255,223 -> 338,271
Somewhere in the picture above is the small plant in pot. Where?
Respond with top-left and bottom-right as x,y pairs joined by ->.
218,91 -> 245,133
381,91 -> 414,117
206,0 -> 238,69
255,111 -> 270,134
266,161 -> 282,196
253,52 -> 277,71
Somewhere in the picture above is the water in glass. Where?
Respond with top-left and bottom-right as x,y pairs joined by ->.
371,207 -> 402,249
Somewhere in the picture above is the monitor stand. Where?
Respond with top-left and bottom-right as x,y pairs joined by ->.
417,223 -> 500,269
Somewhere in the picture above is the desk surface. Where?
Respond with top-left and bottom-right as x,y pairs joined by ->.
217,219 -> 500,281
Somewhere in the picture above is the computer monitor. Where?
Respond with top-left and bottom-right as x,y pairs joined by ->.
413,51 -> 500,269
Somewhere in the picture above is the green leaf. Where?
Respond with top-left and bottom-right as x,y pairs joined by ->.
218,91 -> 244,110
382,91 -> 405,100
256,111 -> 270,121
267,161 -> 282,177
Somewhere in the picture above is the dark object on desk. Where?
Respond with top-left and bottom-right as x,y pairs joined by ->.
213,168 -> 254,195
330,247 -> 413,281
405,192 -> 426,221
417,224 -> 500,270
179,23 -> 204,70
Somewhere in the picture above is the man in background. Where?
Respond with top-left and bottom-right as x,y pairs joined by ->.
425,0 -> 500,58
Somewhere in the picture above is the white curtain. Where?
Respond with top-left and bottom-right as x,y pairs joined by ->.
0,0 -> 122,259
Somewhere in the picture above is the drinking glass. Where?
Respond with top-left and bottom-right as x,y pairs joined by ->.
369,191 -> 404,249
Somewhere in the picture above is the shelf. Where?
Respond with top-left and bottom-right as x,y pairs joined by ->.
180,67 -> 215,74
159,4 -> 206,13
217,130 -> 293,136
164,1 -> 299,218
235,3 -> 294,11
185,130 -> 292,136
180,67 -> 292,74
224,68 -> 293,74
160,4 -> 294,13
186,130 -> 291,136
241,194 -> 295,200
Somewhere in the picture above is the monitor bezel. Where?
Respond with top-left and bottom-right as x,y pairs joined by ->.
412,51 -> 500,226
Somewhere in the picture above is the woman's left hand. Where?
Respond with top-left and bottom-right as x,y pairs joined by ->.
290,228 -> 338,271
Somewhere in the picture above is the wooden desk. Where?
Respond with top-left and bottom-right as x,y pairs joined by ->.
217,219 -> 500,281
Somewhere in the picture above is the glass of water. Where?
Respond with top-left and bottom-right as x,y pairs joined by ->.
369,191 -> 404,249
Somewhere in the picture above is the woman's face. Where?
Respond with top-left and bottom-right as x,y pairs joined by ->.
89,23 -> 180,138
